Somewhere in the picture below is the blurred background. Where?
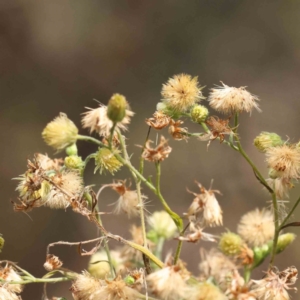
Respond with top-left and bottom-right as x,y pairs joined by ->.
1,0 -> 300,298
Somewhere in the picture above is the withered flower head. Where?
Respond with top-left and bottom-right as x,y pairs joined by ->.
142,136 -> 172,162
251,266 -> 298,300
161,73 -> 204,113
168,119 -> 188,141
44,254 -> 63,271
81,104 -> 134,137
208,82 -> 260,114
204,116 -> 233,144
266,144 -> 300,179
237,208 -> 274,247
145,111 -> 170,130
178,223 -> 217,243
0,264 -> 23,294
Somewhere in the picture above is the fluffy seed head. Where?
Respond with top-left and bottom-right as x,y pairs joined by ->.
93,148 -> 122,175
147,211 -> 177,239
254,132 -> 283,153
187,282 -> 227,300
237,208 -> 274,247
42,113 -> 78,150
219,232 -> 243,256
0,265 -> 23,294
208,82 -> 260,114
161,74 -> 203,113
266,145 -> 300,179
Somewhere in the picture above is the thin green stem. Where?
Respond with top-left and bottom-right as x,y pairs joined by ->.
243,266 -> 251,283
280,194 -> 300,229
155,237 -> 165,260
108,122 -> 117,148
139,126 -> 151,174
174,240 -> 183,265
270,192 -> 279,267
0,276 -> 72,285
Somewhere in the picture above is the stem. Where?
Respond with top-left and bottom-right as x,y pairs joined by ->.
174,240 -> 183,265
155,237 -> 165,260
0,277 -> 72,285
270,192 -> 279,267
108,122 -> 117,148
243,266 -> 251,283
280,195 -> 300,229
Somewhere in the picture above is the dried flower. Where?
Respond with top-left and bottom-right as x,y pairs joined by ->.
0,265 -> 23,294
190,105 -> 209,123
35,153 -> 63,171
147,211 -> 177,239
251,266 -> 298,300
147,265 -> 189,300
266,177 -> 292,200
145,111 -> 170,129
205,116 -> 233,144
254,132 -> 283,153
142,136 -> 172,162
237,208 -> 274,247
185,182 -> 223,227
0,287 -> 20,300
219,232 -> 243,256
178,224 -> 217,243
161,74 -> 203,113
92,148 -> 122,175
208,82 -> 260,114
168,119 -> 188,141
107,93 -> 127,123
266,144 -> 300,179
187,282 -> 227,300
237,244 -> 254,266
44,254 -> 63,271
42,113 -> 78,150
81,104 -> 134,137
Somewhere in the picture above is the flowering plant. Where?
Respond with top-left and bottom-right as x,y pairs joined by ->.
1,74 -> 299,299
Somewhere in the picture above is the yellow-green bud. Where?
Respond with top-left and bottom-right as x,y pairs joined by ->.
64,155 -> 84,170
42,113 -> 78,151
254,132 -> 283,153
0,236 -> 4,253
107,94 -> 127,123
124,275 -> 135,285
190,105 -> 209,123
93,148 -> 122,175
276,233 -> 296,254
219,232 -> 243,256
252,244 -> 271,268
66,143 -> 78,156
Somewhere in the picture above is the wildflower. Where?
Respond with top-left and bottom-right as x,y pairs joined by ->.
147,264 -> 189,300
88,250 -> 124,279
81,103 -> 134,137
45,171 -> 84,209
147,210 -> 177,239
266,144 -> 300,179
0,265 -> 23,294
168,119 -> 188,141
199,248 -> 238,285
42,113 -> 78,150
208,82 -> 260,114
251,266 -> 298,300
219,232 -> 243,256
185,182 -> 223,227
107,93 -> 128,123
187,282 -> 227,300
161,74 -> 203,113
237,208 -> 274,247
44,254 -> 63,271
254,132 -> 283,153
142,136 -> 172,162
64,155 -> 84,170
190,105 -> 209,123
92,148 -> 122,175
275,233 -> 296,254
145,111 -> 170,129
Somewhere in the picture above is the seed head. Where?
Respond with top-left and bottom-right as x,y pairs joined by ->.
0,265 -> 23,294
266,144 -> 300,179
161,74 -> 203,113
187,282 -> 227,300
208,82 -> 260,114
44,254 -> 63,271
42,113 -> 78,150
237,208 -> 274,247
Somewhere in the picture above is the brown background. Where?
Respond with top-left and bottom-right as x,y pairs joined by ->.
1,1 -> 300,299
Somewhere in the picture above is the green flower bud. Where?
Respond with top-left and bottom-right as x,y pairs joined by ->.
0,236 -> 5,253
156,102 -> 182,119
254,132 -> 283,153
107,94 -> 127,123
219,232 -> 243,256
93,148 -> 122,175
190,105 -> 209,123
64,155 -> 84,170
124,275 -> 135,285
66,143 -> 78,156
252,244 -> 271,268
275,233 -> 296,254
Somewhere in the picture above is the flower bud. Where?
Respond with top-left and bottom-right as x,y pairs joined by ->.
64,155 -> 84,170
190,105 -> 209,123
275,233 -> 296,254
66,143 -> 78,156
253,132 -> 283,153
107,94 -> 127,123
252,244 -> 271,268
42,113 -> 78,150
93,148 -> 122,175
219,232 -> 243,256
0,235 -> 4,253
